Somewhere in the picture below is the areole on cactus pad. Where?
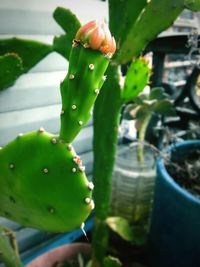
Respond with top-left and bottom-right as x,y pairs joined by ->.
0,21 -> 115,232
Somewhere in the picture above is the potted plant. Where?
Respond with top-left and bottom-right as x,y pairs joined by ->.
149,139 -> 200,267
0,1 -> 200,267
110,87 -> 176,230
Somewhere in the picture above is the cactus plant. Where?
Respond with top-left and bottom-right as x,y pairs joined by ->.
0,21 -> 115,235
92,1 -> 200,266
0,1 -> 200,267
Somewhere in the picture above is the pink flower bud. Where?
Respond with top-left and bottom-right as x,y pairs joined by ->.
75,20 -> 116,57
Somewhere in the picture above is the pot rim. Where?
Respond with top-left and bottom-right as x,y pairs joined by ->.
157,139 -> 200,205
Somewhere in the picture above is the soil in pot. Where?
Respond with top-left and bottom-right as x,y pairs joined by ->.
166,147 -> 200,197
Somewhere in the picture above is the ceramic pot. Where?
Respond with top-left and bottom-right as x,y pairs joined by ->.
26,243 -> 91,267
149,140 -> 200,267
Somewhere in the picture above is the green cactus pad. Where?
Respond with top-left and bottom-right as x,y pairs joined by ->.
0,53 -> 23,91
0,131 -> 93,232
122,57 -> 151,102
109,0 -> 147,47
59,43 -> 109,143
117,0 -> 184,63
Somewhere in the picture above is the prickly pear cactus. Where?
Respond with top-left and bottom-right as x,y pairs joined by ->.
59,21 -> 116,143
0,21 -> 115,233
0,130 -> 94,232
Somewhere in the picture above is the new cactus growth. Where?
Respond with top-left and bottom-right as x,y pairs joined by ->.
0,21 -> 115,233
122,57 -> 151,103
59,21 -> 116,143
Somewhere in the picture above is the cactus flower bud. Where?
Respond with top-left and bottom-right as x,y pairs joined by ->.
75,20 -> 116,57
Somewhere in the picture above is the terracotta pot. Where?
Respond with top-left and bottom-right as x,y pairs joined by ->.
26,243 -> 91,267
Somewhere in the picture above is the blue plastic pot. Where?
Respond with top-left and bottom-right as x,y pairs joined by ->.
149,140 -> 200,267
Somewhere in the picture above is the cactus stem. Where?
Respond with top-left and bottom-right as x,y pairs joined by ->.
69,74 -> 75,80
78,120 -> 83,125
89,64 -> 95,70
0,147 -> 2,150
72,104 -> 77,110
17,133 -> 23,137
88,182 -> 94,191
60,109 -> 65,115
51,138 -> 57,144
95,89 -> 100,95
38,127 -> 45,133
9,163 -> 14,169
72,167 -> 77,173
43,168 -> 49,174
85,197 -> 91,204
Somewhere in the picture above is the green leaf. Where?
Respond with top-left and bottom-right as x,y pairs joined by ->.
103,256 -> 122,267
149,87 -> 169,100
0,53 -> 23,91
152,99 -> 176,116
185,0 -> 200,11
131,225 -> 148,246
53,7 -> 81,33
0,38 -> 52,72
136,105 -> 150,120
105,216 -> 134,242
53,7 -> 81,59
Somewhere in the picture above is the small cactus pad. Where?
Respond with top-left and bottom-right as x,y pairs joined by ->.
59,41 -> 109,143
122,57 -> 151,102
0,131 -> 93,232
0,53 -> 23,91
